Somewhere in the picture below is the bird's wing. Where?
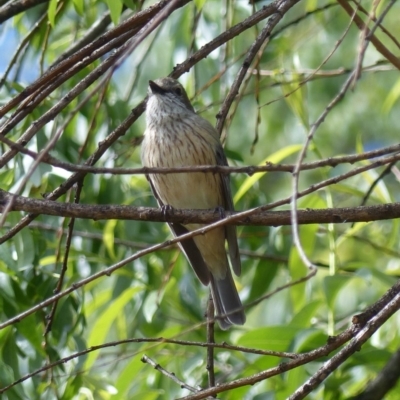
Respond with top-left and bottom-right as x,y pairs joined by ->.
168,223 -> 210,285
146,177 -> 210,285
215,146 -> 241,276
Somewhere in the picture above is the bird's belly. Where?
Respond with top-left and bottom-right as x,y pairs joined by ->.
146,134 -> 223,210
154,169 -> 221,209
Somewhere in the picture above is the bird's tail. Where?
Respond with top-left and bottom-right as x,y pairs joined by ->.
210,269 -> 246,330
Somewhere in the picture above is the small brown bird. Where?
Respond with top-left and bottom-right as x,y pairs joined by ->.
141,77 -> 245,329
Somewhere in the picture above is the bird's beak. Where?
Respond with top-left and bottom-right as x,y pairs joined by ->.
149,80 -> 165,94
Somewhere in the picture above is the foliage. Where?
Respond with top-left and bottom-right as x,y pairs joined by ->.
0,0 -> 400,398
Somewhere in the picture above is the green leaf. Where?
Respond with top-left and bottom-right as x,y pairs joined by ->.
47,0 -> 58,27
248,259 -> 279,302
281,71 -> 309,130
103,219 -> 117,260
72,0 -> 84,16
336,222 -> 369,248
113,357 -> 148,399
288,223 -> 319,312
237,326 -> 299,351
277,365 -> 307,399
0,360 -> 15,387
84,286 -> 143,370
323,275 -> 353,309
361,169 -> 392,204
193,0 -> 207,10
0,169 -> 13,187
225,148 -> 244,162
16,315 -> 46,355
105,0 -> 123,25
132,390 -> 164,400
290,300 -> 322,327
294,329 -> 328,353
123,0 -> 136,9
382,77 -> 400,113
142,291 -> 159,323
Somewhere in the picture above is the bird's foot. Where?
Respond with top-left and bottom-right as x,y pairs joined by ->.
214,206 -> 226,219
161,204 -> 174,221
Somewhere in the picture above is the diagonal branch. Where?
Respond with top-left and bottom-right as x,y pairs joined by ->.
288,288 -> 400,399
0,0 -> 48,23
337,0 -> 400,70
142,355 -> 201,393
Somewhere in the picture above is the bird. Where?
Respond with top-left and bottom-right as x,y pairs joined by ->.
141,77 -> 245,329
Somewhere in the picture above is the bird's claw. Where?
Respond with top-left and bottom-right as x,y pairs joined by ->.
161,204 -> 174,220
214,206 -> 226,219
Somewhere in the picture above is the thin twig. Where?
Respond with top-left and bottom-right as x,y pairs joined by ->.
360,161 -> 396,207
0,134 -> 398,175
337,0 -> 400,70
216,16 -> 278,134
353,0 -> 395,84
141,355 -> 201,393
206,295 -> 216,389
44,180 -> 82,335
290,68 -> 357,270
354,1 -> 400,49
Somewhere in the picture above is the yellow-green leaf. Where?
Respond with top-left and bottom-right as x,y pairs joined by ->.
105,0 -> 123,25
48,0 -> 58,27
282,71 -> 309,130
84,286 -> 143,370
103,219 -> 117,260
72,0 -> 84,16
383,78 -> 400,109
237,326 -> 299,351
234,144 -> 303,204
194,0 -> 207,10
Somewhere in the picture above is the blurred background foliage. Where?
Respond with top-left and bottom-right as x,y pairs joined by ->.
0,0 -> 400,398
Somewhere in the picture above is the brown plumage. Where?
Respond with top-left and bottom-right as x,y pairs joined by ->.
141,77 -> 245,329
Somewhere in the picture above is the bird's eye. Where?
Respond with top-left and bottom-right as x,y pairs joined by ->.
174,87 -> 182,96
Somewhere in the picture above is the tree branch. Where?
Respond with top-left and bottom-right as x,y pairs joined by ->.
0,0 -> 48,24
337,0 -> 400,70
288,287 -> 400,399
51,10 -> 113,66
1,189 -> 400,226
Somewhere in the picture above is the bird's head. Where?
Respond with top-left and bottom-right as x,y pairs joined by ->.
147,77 -> 194,113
